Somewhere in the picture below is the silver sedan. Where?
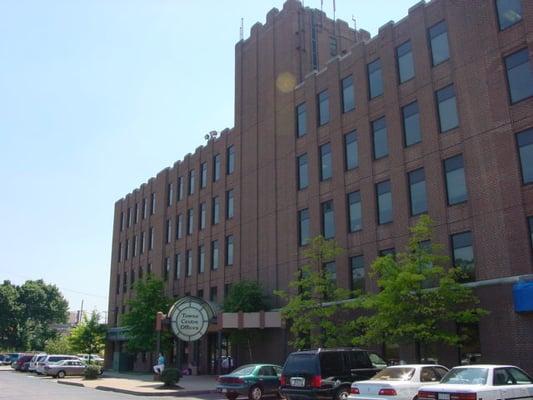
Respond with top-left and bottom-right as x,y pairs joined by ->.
44,359 -> 88,378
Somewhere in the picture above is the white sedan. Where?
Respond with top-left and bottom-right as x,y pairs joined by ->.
349,365 -> 449,400
418,365 -> 533,400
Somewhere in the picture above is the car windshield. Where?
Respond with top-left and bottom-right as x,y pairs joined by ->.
371,367 -> 415,381
232,365 -> 256,376
441,368 -> 488,385
284,354 -> 319,375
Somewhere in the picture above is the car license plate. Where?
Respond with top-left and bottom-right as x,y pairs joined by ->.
438,394 -> 450,400
290,377 -> 305,387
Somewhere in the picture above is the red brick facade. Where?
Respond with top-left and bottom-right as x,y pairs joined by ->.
107,0 -> 533,373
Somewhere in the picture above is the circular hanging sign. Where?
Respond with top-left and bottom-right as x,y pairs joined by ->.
169,298 -> 211,342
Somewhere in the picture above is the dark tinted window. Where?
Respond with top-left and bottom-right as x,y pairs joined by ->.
298,208 -> 310,247
421,367 -> 440,382
377,180 -> 393,224
496,0 -> 523,30
368,59 -> 383,98
517,129 -> 533,184
212,196 -> 220,224
320,143 -> 332,181
296,103 -> 307,137
213,154 -> 221,182
200,162 -> 207,188
408,168 -> 427,216
320,352 -> 344,376
348,191 -> 362,232
345,131 -> 358,170
429,21 -> 450,66
227,145 -> 235,175
372,117 -> 388,159
342,75 -> 355,112
397,41 -> 415,83
298,153 -> 309,190
317,90 -> 330,126
346,351 -> 372,369
444,154 -> 467,205
507,367 -> 533,384
505,48 -> 533,104
321,200 -> 335,239
284,354 -> 319,375
452,231 -> 475,282
226,235 -> 234,266
324,261 -> 336,284
402,101 -> 421,146
436,85 -> 459,132
350,255 -> 365,292
211,240 -> 219,270
226,190 -> 234,219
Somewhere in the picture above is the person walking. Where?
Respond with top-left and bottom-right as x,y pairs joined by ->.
153,353 -> 165,375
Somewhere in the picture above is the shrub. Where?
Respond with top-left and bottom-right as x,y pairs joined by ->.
84,364 -> 102,380
161,368 -> 181,386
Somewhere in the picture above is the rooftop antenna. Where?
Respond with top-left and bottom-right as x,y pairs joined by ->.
204,131 -> 218,142
239,18 -> 244,41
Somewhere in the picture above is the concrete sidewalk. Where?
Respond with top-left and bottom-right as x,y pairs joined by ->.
57,371 -> 219,397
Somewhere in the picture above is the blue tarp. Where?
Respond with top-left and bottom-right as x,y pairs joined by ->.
513,281 -> 533,312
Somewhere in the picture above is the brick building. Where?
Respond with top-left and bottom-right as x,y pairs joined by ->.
106,0 -> 533,373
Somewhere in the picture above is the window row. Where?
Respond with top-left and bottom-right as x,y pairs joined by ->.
120,193 -> 156,231
115,235 -> 235,294
298,154 -> 468,244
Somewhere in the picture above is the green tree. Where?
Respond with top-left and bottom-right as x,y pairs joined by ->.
0,281 -> 19,349
44,334 -> 72,354
223,281 -> 270,361
355,215 -> 488,361
276,236 -> 354,349
121,276 -> 172,354
68,311 -> 106,361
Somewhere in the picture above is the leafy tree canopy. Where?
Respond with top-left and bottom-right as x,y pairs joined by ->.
44,334 -> 72,355
68,311 -> 106,358
223,281 -> 270,312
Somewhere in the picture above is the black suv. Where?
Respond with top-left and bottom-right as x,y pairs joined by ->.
279,348 -> 387,400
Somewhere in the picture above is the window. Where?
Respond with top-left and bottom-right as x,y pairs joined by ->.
123,271 -> 128,293
348,191 -> 362,232
429,21 -> 450,66
212,196 -> 220,224
408,168 -> 428,216
320,143 -> 332,181
296,103 -> 307,137
187,208 -> 194,235
134,203 -> 138,224
402,101 -> 421,146
176,214 -> 183,240
120,212 -> 124,231
127,207 -> 131,227
149,227 -> 154,250
496,0 -> 523,30
124,239 -> 129,260
379,248 -> 395,257
140,232 -> 146,254
377,180 -> 393,224
166,219 -> 171,243
350,255 -> 365,292
186,250 -> 192,276
116,274 -> 120,294
142,198 -> 147,219
150,193 -> 156,215
444,154 -> 468,205
197,289 -> 204,299
345,131 -> 358,170
397,40 -> 415,83
317,90 -> 330,126
321,200 -> 335,239
298,208 -> 310,246
452,231 -> 474,282
210,286 -> 218,303
518,129 -> 533,184
227,145 -> 235,175
147,263 -> 152,274
505,48 -> 533,104
224,283 -> 232,298
341,75 -> 355,113
199,203 -> 206,230
297,153 -> 309,190
174,253 -> 181,280
117,242 -> 122,263
436,85 -> 459,132
329,35 -> 337,57
211,240 -> 219,270
132,236 -> 137,257
198,245 -> 205,273
213,154 -> 221,181
368,59 -> 383,99
200,162 -> 207,189
372,117 -> 389,159
226,235 -> 234,266
324,261 -> 336,284
226,190 -> 234,219
167,183 -> 173,206
164,257 -> 170,280
188,170 -> 195,195
177,177 -> 184,201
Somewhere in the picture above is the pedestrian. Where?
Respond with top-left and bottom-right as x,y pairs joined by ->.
153,353 -> 165,375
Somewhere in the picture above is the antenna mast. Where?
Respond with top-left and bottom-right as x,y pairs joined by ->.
239,18 -> 244,41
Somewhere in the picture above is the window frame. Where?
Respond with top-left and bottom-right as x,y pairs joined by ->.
504,48 -> 533,105
428,20 -> 450,67
341,75 -> 355,113
436,84 -> 460,133
368,58 -> 384,99
444,154 -> 468,206
516,128 -> 533,185
495,0 -> 523,31
402,100 -> 422,147
396,40 -> 415,84
408,167 -> 428,216
317,90 -> 330,126
376,180 -> 393,225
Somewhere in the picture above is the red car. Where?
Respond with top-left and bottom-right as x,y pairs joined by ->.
12,355 -> 33,371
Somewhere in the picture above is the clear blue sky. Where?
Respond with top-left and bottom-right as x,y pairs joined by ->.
0,0 -> 415,318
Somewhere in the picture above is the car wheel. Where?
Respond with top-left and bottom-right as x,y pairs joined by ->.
249,385 -> 263,400
57,371 -> 66,379
226,393 -> 239,400
335,387 -> 350,400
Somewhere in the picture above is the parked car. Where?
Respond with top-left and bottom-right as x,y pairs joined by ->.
28,354 -> 47,372
418,365 -> 533,400
217,364 -> 282,400
349,365 -> 449,400
12,355 -> 33,371
280,348 -> 387,400
45,359 -> 97,378
35,355 -> 80,375
3,353 -> 21,366
77,354 -> 104,364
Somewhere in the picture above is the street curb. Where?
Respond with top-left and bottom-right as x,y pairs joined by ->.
57,380 -> 85,388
